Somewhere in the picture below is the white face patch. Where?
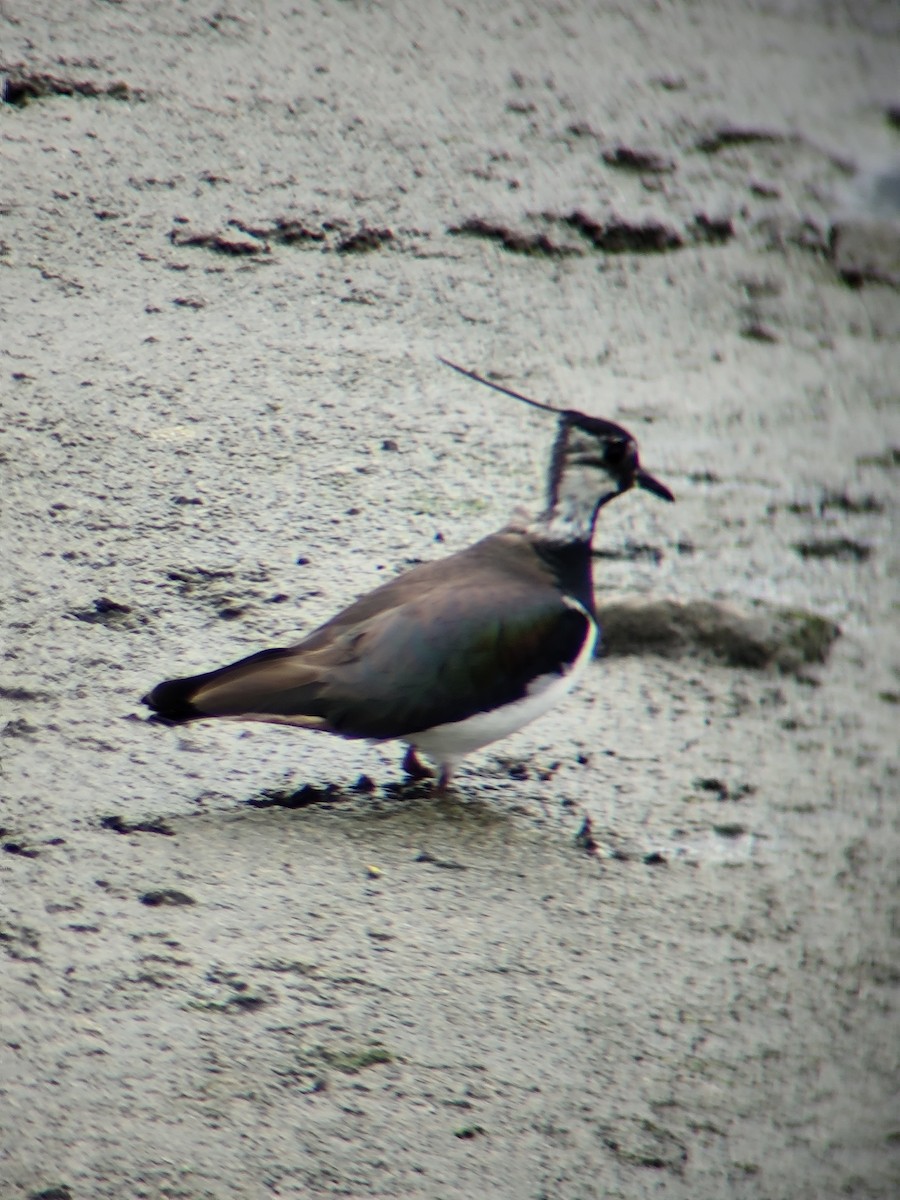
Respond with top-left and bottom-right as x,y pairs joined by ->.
407,599 -> 598,762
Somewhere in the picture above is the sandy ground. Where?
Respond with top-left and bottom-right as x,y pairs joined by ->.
2,2 -> 899,1197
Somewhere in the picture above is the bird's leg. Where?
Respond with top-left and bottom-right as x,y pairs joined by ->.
435,762 -> 455,794
402,745 -> 434,782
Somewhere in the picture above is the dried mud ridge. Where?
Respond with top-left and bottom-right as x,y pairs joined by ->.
0,64 -> 139,105
448,210 -> 724,255
99,814 -> 175,837
164,201 -> 899,289
170,208 -> 731,262
169,217 -> 395,257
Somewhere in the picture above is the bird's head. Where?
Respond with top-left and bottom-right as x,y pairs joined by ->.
438,357 -> 674,520
554,410 -> 674,508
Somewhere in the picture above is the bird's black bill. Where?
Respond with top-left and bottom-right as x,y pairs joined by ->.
636,468 -> 675,503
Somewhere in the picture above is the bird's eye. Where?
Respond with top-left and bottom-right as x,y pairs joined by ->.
604,438 -> 630,467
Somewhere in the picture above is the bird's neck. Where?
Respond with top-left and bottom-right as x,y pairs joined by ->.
527,423 -> 615,546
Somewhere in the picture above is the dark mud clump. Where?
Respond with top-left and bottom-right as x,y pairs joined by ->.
596,597 -> 840,673
1,66 -> 136,105
246,782 -> 344,809
564,210 -> 684,252
448,217 -> 578,256
139,888 -> 196,907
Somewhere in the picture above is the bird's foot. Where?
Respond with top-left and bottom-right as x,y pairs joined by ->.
402,746 -> 434,782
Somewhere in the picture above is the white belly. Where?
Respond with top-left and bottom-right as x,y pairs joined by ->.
408,609 -> 598,762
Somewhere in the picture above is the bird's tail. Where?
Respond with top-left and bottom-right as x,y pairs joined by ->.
142,645 -> 329,729
142,670 -> 220,724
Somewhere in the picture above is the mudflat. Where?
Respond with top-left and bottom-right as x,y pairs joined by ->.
2,3 -> 898,1197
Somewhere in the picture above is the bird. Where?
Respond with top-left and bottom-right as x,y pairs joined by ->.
143,359 -> 674,791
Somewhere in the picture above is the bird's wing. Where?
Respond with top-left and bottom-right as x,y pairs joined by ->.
172,582 -> 592,740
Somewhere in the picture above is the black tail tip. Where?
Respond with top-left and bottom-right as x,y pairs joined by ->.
141,679 -> 200,725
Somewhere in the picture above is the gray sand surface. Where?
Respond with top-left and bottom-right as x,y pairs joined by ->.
2,2 -> 899,1197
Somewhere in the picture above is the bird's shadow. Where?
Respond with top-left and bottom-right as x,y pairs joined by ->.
237,772 -> 527,832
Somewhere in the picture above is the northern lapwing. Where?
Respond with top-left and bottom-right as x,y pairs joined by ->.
143,360 -> 674,790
